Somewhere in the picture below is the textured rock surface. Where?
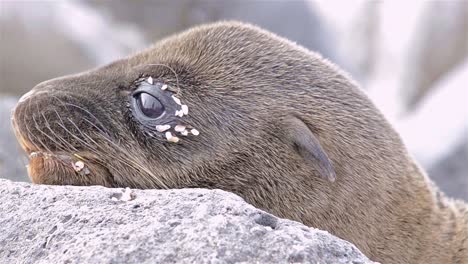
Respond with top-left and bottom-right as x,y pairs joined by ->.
0,179 -> 375,263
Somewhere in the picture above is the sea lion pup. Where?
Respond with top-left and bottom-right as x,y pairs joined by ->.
11,21 -> 467,263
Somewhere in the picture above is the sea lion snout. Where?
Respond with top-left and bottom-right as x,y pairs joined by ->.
12,75 -> 122,186
13,79 -> 111,153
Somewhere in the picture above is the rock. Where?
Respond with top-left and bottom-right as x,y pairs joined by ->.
88,0 -> 338,65
0,97 -> 29,182
429,136 -> 468,201
314,1 -> 379,82
402,0 -> 468,109
0,179 -> 375,263
396,60 -> 468,201
0,2 -> 95,96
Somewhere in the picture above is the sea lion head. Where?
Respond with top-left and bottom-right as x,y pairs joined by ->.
12,21 -> 352,187
12,21 -> 419,260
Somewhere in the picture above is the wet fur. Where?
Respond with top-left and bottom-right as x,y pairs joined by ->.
12,22 -> 467,263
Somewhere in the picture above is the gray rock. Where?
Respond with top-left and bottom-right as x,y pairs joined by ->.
0,97 -> 29,182
402,1 -> 468,110
0,179 -> 375,263
429,135 -> 468,201
0,2 -> 95,96
87,0 -> 338,65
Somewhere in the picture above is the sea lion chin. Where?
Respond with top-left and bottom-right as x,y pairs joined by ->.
25,151 -> 114,187
11,21 -> 467,264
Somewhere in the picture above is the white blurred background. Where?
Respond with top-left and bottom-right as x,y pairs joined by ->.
1,0 -> 467,200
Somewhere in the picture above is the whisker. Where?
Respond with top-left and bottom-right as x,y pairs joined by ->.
41,112 -> 75,152
55,120 -> 98,154
21,96 -> 42,152
31,99 -> 65,154
48,95 -> 108,154
81,116 -> 113,140
52,119 -> 127,179
54,102 -> 96,151
49,107 -> 120,172
52,110 -> 96,155
91,132 -> 169,189
31,114 -> 54,154
50,94 -> 111,137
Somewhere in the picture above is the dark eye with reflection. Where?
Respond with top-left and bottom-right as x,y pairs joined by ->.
134,92 -> 165,118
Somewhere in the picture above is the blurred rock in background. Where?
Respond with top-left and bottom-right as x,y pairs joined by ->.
402,1 -> 468,111
0,96 -> 28,182
0,0 -> 466,200
397,60 -> 468,201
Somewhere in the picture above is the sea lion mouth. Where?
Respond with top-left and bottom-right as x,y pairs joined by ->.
28,151 -> 90,176
12,114 -> 116,186
24,148 -> 115,187
28,150 -> 81,181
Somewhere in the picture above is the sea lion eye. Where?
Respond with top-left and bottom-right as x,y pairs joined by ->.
135,92 -> 165,118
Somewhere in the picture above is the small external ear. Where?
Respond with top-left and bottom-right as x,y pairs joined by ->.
282,117 -> 336,182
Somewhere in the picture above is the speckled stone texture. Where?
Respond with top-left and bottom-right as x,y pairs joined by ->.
0,179 -> 375,263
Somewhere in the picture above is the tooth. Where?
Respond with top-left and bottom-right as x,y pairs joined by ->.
161,84 -> 168,90
180,130 -> 189,136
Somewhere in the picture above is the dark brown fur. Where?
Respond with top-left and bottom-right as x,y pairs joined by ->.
12,22 -> 467,263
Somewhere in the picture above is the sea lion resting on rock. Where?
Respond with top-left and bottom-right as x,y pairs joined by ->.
12,22 -> 467,263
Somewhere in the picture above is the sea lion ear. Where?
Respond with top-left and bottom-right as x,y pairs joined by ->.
282,117 -> 336,182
